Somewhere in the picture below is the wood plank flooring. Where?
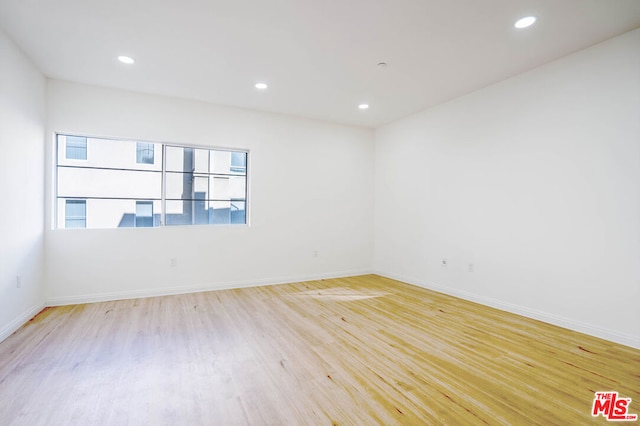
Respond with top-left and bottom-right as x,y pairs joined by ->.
0,275 -> 638,425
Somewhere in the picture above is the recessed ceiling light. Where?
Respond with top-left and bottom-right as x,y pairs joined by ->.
255,83 -> 268,90
117,56 -> 135,64
358,104 -> 369,110
514,16 -> 536,29
377,62 -> 388,68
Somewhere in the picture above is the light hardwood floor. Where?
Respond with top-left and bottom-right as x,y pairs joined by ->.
0,275 -> 638,425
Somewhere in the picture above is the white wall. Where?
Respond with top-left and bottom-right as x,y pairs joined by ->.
45,81 -> 374,303
374,29 -> 640,348
0,29 -> 46,341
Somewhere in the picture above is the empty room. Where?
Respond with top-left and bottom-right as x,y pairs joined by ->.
1,0 -> 639,424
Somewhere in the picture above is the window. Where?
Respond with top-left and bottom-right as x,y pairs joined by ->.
164,146 -> 247,225
65,200 -> 86,228
135,201 -> 154,227
65,136 -> 87,160
230,152 -> 247,173
136,142 -> 154,164
55,134 -> 248,229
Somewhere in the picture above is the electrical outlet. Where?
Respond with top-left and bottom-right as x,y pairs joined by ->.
441,259 -> 447,266
468,263 -> 475,272
16,275 -> 22,288
170,258 -> 177,267
313,250 -> 319,258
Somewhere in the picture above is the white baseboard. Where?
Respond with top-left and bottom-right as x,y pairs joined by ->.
0,302 -> 46,344
374,270 -> 640,350
46,269 -> 374,307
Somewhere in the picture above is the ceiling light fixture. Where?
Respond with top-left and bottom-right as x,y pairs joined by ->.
514,16 -> 536,29
117,55 -> 135,64
358,104 -> 369,110
255,83 -> 268,89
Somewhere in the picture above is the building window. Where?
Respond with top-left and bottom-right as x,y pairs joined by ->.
65,200 -> 86,228
65,136 -> 87,160
135,201 -> 154,227
230,152 -> 247,173
55,134 -> 248,229
136,142 -> 154,164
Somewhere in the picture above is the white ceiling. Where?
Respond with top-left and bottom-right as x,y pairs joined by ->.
1,0 -> 639,128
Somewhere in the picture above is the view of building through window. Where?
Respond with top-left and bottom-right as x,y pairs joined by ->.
56,134 -> 248,229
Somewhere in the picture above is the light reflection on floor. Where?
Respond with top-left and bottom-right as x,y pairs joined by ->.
290,287 -> 389,301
